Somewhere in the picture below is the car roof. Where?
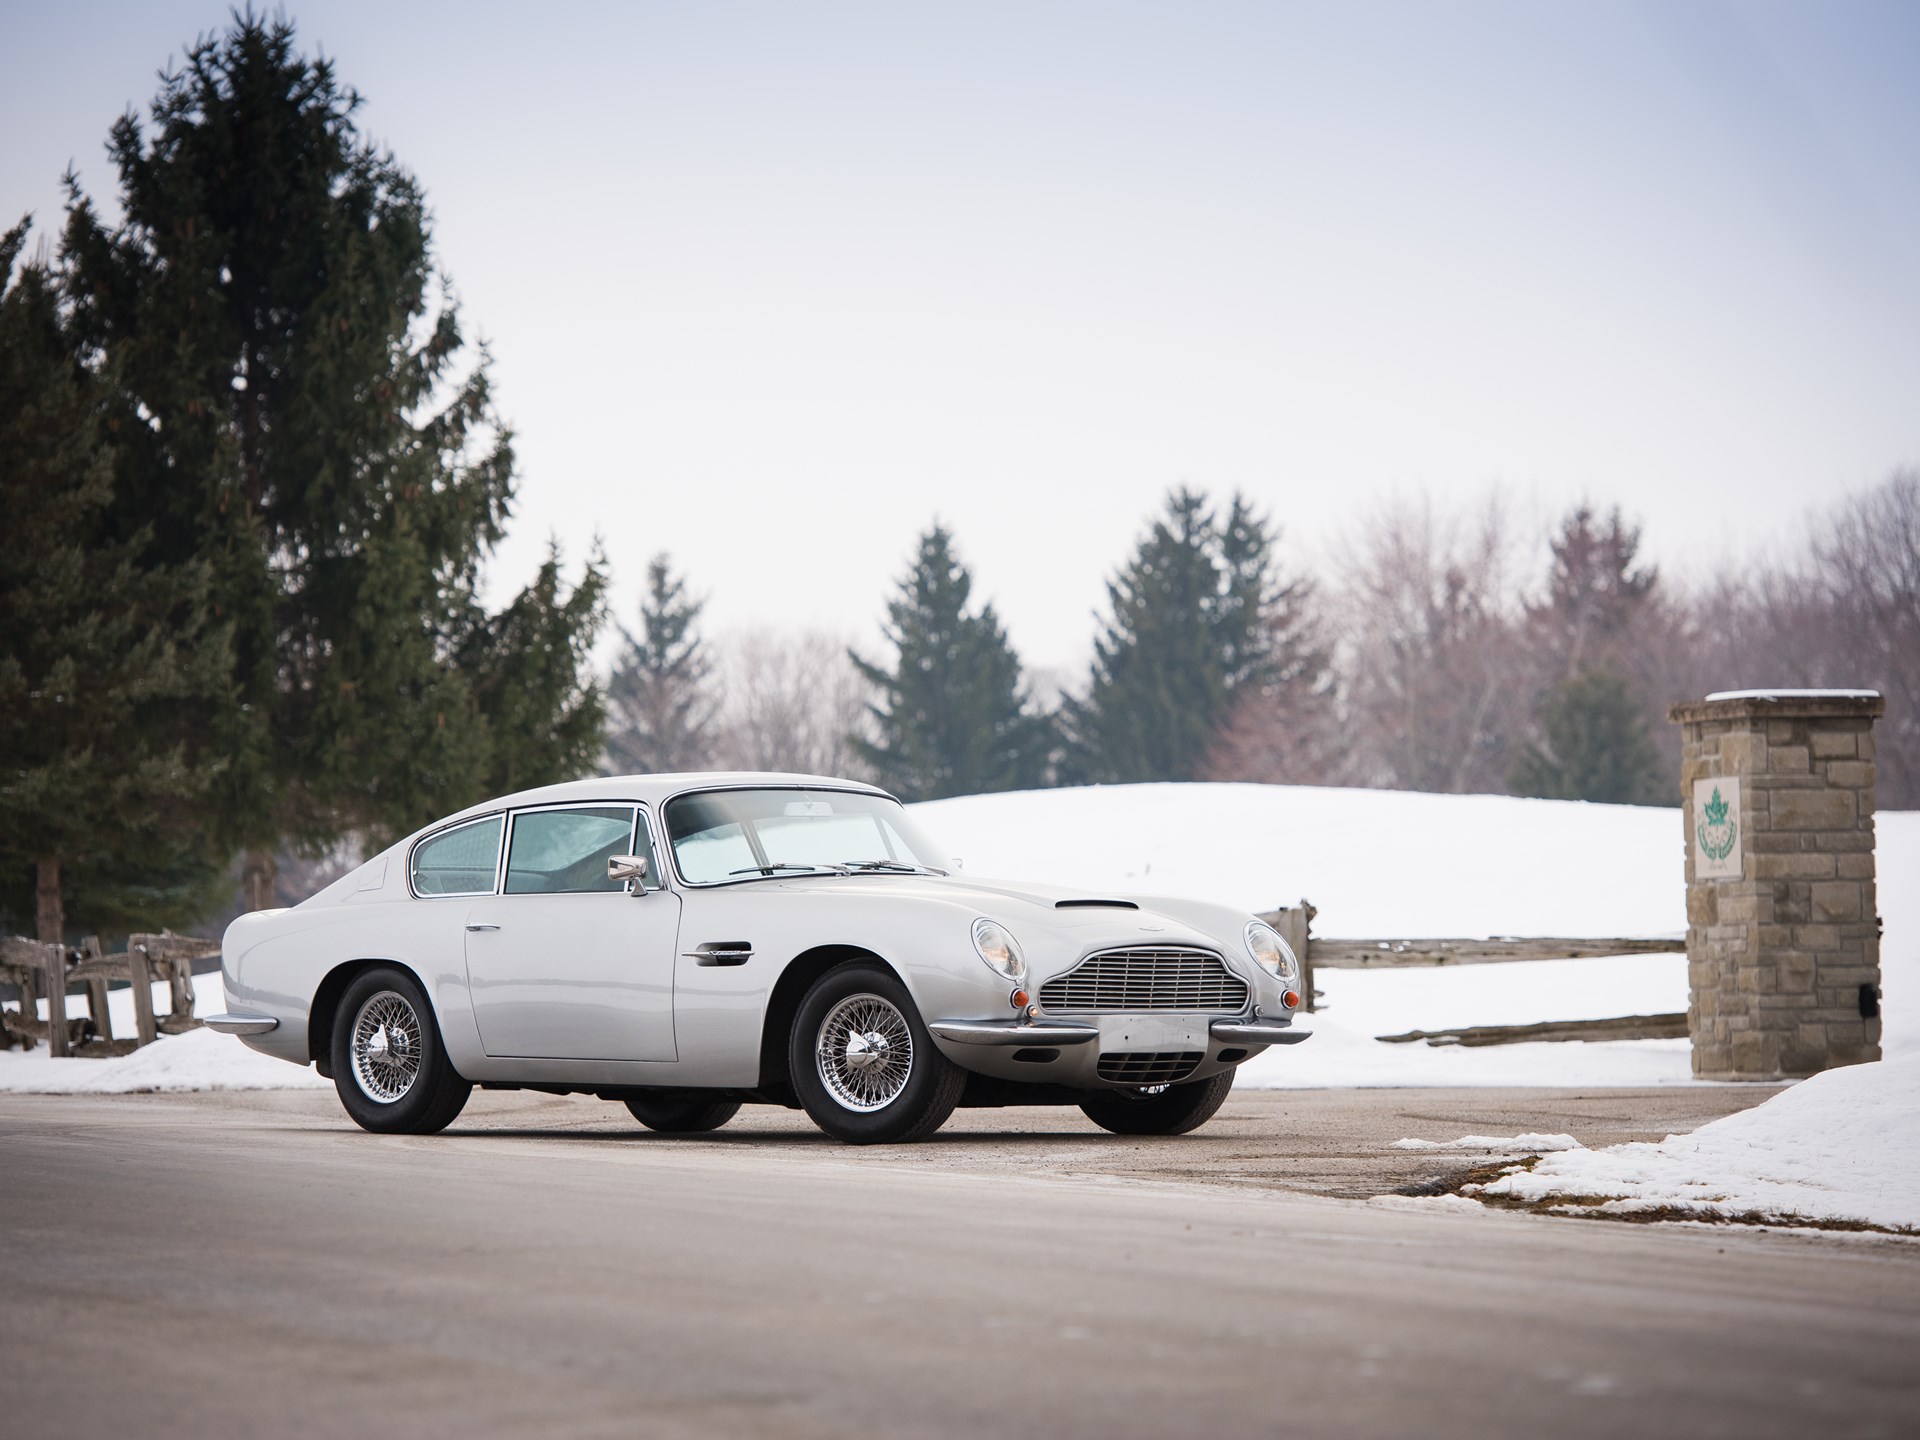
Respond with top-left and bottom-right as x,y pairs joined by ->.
422,771 -> 895,835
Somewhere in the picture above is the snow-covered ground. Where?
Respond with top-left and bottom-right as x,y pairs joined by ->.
0,971 -> 329,1094
916,784 -> 1920,1085
1461,1051 -> 1920,1232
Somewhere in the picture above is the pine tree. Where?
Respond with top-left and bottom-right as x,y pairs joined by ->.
604,554 -> 716,775
58,14 -> 606,902
1061,489 -> 1290,784
1509,667 -> 1670,805
0,220 -> 230,940
850,525 -> 1052,801
1529,504 -> 1658,675
1510,503 -> 1669,804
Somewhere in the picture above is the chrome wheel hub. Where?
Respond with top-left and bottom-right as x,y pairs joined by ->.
816,993 -> 913,1112
350,991 -> 423,1104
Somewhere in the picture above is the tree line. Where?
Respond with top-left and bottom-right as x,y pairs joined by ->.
610,472 -> 1918,815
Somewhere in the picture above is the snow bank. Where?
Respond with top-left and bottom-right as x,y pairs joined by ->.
0,971 -> 328,1094
1471,1053 -> 1920,1231
914,785 -> 1920,1084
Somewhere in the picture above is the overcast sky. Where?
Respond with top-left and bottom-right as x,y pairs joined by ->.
5,1 -> 1917,674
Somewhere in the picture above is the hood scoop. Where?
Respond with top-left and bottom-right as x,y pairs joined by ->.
1055,898 -> 1139,910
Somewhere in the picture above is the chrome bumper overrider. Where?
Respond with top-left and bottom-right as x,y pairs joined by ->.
929,1020 -> 1100,1046
204,1013 -> 280,1036
1208,1019 -> 1311,1045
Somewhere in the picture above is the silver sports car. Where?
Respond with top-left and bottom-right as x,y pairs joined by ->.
208,773 -> 1310,1143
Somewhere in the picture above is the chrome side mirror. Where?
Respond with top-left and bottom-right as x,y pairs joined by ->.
608,855 -> 650,895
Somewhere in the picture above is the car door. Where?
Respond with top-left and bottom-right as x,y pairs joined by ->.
462,804 -> 681,1061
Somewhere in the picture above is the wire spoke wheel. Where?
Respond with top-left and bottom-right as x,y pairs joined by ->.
815,992 -> 915,1112
350,990 -> 424,1104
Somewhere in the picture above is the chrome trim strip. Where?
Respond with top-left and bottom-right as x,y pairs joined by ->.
1209,1020 -> 1312,1046
684,943 -> 754,967
204,1013 -> 279,1036
929,1020 -> 1100,1046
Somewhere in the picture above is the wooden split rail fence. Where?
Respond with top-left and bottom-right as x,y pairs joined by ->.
1,933 -> 218,1058
1257,899 -> 1688,1047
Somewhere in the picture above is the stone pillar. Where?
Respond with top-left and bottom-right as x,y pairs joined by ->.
1668,690 -> 1883,1080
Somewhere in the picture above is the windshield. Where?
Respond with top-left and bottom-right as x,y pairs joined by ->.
664,787 -> 950,885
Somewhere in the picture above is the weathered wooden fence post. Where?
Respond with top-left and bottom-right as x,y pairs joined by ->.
43,942 -> 70,1059
128,941 -> 158,1047
1669,690 -> 1883,1079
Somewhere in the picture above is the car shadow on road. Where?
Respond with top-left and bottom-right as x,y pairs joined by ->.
430,1124 -> 1208,1150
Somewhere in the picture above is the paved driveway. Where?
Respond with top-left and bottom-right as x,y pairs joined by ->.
3,1087 -> 1913,1439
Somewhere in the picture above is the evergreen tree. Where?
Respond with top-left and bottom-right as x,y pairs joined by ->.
58,13 -> 606,903
1509,667 -> 1669,805
851,525 -> 1052,801
0,220 -> 230,940
1061,489 -> 1291,784
604,554 -> 716,775
1511,503 -> 1669,804
1528,503 -> 1658,675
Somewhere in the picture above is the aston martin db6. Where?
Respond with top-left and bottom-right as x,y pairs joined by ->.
208,773 -> 1310,1143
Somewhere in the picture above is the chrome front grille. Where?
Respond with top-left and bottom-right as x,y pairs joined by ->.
1098,1051 -> 1204,1085
1038,946 -> 1249,1015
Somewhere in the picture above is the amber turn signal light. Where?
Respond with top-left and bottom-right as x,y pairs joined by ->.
1010,988 -> 1030,1009
1282,990 -> 1301,1009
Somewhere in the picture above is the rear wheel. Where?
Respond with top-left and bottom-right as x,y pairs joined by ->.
330,966 -> 471,1135
1079,1070 -> 1235,1136
789,962 -> 963,1145
622,1093 -> 742,1133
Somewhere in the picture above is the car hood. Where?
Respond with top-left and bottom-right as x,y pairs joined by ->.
759,871 -> 1242,957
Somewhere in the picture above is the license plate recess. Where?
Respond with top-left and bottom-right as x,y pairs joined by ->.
1094,1015 -> 1210,1051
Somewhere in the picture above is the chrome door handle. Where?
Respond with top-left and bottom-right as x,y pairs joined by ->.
465,923 -> 501,932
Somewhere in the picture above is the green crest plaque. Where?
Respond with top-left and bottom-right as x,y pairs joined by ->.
1692,776 -> 1742,880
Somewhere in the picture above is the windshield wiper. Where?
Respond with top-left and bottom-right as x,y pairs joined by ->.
727,862 -> 850,877
842,860 -> 942,875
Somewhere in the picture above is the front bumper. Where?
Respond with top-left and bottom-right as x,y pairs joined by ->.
929,1019 -> 1099,1046
929,1016 -> 1309,1047
1208,1019 -> 1311,1046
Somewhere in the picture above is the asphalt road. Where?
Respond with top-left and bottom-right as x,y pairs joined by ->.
4,1087 -> 1917,1439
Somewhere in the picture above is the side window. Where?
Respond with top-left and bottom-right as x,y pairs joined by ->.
412,816 -> 504,897
504,807 -> 640,895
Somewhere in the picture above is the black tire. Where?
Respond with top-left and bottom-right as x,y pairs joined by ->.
789,961 -> 964,1145
622,1093 -> 743,1133
1078,1070 -> 1235,1137
330,966 -> 472,1135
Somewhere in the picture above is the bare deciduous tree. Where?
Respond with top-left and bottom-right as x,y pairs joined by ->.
709,628 -> 877,782
1679,472 -> 1918,807
1331,492 -> 1529,794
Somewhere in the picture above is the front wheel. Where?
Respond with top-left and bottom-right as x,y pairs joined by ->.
1079,1070 -> 1235,1136
622,1093 -> 742,1133
330,966 -> 472,1135
789,962 -> 964,1145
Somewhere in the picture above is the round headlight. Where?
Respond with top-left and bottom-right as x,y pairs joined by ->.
972,918 -> 1026,982
1245,921 -> 1300,984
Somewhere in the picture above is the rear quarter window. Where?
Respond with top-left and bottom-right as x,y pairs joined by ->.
411,816 -> 504,896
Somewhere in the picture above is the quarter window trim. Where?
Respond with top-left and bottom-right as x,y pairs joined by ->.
407,813 -> 507,900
